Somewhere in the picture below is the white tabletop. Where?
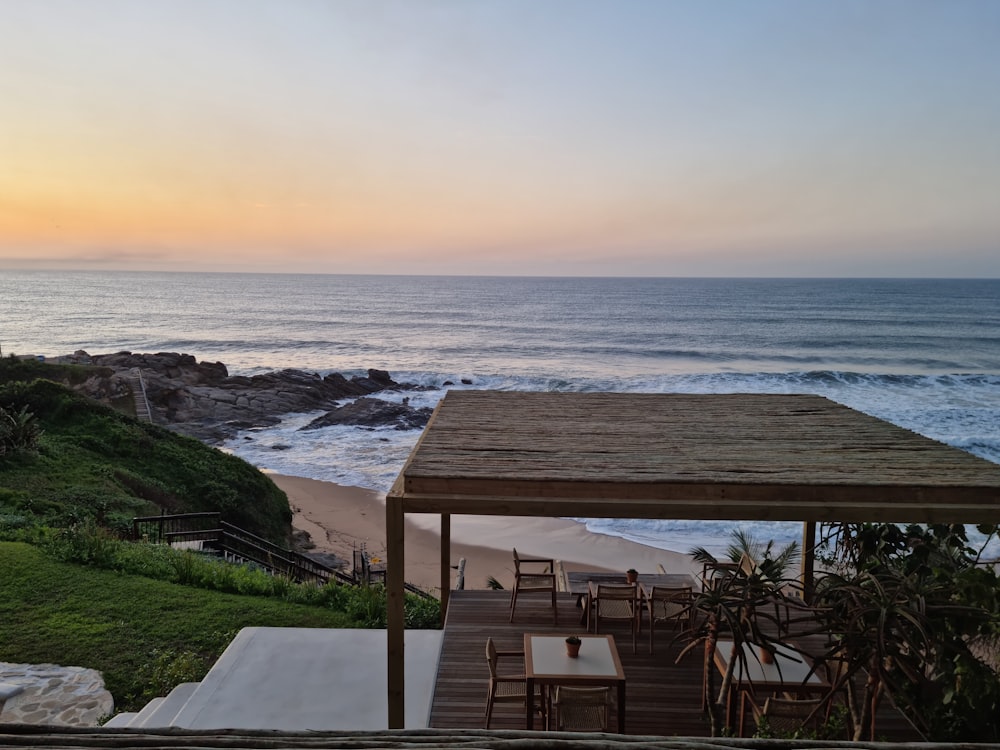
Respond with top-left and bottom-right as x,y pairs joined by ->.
715,640 -> 824,686
526,635 -> 622,679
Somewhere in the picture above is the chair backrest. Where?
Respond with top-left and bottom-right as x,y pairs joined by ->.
760,696 -> 825,735
649,585 -> 692,619
702,560 -> 741,590
512,548 -> 521,572
554,686 -> 611,731
595,584 -> 635,618
485,637 -> 498,679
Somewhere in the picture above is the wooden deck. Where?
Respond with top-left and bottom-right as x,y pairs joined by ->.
429,590 -> 922,739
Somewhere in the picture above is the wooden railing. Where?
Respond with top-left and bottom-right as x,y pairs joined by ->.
132,512 -> 354,586
131,512 -> 434,598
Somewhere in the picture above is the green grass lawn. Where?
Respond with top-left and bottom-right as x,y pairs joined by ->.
0,542 -> 353,710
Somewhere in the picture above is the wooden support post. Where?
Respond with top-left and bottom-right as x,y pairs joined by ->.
801,520 -> 816,603
440,513 -> 451,625
386,494 -> 406,729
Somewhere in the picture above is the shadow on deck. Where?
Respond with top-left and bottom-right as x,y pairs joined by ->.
429,590 -> 921,739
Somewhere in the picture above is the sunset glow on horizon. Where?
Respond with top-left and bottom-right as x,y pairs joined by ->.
2,1 -> 1000,277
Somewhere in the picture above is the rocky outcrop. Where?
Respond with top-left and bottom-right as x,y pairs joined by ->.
0,662 -> 114,726
301,396 -> 434,431
60,351 -> 430,443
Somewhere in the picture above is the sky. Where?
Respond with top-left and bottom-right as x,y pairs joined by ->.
1,0 -> 999,277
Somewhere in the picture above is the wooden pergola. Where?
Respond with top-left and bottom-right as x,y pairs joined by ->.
384,391 -> 1000,728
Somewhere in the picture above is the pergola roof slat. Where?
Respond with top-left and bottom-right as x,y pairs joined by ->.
392,391 -> 1000,522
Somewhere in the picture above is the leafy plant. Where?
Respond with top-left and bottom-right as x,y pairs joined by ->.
0,379 -> 292,543
674,557 -> 799,737
691,527 -> 800,582
812,522 -> 1000,741
0,404 -> 43,456
134,648 -> 209,704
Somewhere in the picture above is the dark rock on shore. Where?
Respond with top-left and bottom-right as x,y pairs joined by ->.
301,396 -> 434,431
61,350 -> 429,443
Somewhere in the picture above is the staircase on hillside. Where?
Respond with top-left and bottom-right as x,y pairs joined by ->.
132,512 -> 357,587
125,367 -> 154,424
132,512 -> 435,597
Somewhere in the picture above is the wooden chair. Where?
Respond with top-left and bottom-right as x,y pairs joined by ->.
484,637 -> 544,728
740,694 -> 826,738
588,583 -> 637,653
700,560 -> 741,591
645,585 -> 692,654
509,548 -> 558,624
549,685 -> 612,732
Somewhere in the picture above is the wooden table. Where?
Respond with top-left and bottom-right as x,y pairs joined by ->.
524,633 -> 626,733
713,639 -> 827,735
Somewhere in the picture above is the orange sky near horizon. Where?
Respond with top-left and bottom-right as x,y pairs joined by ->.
2,1 -> 999,277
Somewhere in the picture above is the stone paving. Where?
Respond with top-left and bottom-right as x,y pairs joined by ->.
0,662 -> 114,726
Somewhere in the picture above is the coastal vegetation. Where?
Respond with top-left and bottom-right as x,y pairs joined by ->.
0,369 -> 292,543
0,535 -> 439,711
682,522 -> 1000,741
0,359 -> 440,713
0,542 -> 352,710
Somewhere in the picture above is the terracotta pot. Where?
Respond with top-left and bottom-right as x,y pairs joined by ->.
626,571 -> 638,584
566,641 -> 581,658
759,645 -> 775,665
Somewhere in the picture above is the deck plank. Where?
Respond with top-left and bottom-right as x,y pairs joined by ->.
429,590 -> 921,739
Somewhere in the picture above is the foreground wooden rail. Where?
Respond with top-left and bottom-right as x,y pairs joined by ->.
0,725 -> 975,749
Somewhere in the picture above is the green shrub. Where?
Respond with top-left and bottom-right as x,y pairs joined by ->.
405,593 -> 441,629
0,380 -> 293,544
0,404 -> 43,456
0,512 -> 30,530
46,523 -> 123,568
25,518 -> 443,631
134,648 -> 209,704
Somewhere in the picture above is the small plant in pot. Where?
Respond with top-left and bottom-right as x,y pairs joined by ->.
565,635 -> 582,658
758,643 -> 775,665
626,568 -> 638,584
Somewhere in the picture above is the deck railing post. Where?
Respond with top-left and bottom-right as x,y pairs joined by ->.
440,513 -> 451,624
386,493 -> 406,729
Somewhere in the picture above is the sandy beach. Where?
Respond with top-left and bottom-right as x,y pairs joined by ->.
271,473 -> 700,595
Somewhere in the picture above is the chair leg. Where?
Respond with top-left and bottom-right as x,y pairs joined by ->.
551,588 -> 558,625
509,588 -> 518,623
485,692 -> 494,728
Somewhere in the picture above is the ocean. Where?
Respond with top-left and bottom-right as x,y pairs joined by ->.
3,271 -> 999,556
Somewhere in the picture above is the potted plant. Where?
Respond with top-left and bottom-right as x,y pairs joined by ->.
758,643 -> 775,665
565,635 -> 582,658
626,568 -> 638,584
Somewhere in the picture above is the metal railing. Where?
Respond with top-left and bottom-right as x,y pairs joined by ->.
131,512 -> 434,598
131,367 -> 154,424
132,512 -> 354,586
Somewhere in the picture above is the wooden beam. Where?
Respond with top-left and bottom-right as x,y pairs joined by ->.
801,521 -> 816,603
386,494 -> 405,729
394,489 -> 1000,523
440,513 -> 451,625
